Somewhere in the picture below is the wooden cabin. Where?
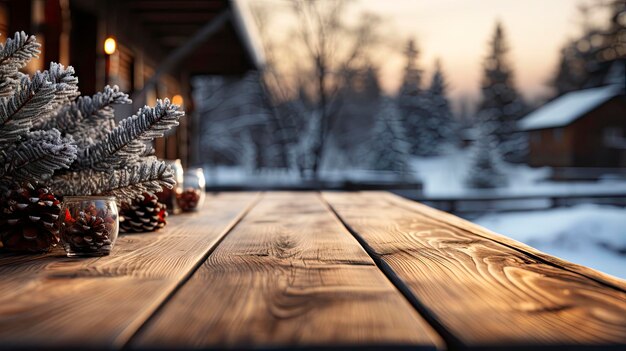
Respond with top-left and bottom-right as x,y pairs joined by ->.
0,0 -> 263,166
519,84 -> 626,168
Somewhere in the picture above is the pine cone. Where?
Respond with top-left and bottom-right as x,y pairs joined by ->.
119,192 -> 168,233
0,183 -> 61,253
62,205 -> 114,254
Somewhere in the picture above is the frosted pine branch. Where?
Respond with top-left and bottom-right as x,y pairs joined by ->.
30,63 -> 80,130
49,160 -> 175,202
79,85 -> 131,119
0,129 -> 76,183
66,86 -> 129,149
0,72 -> 55,146
43,63 -> 79,116
86,140 -> 149,171
39,85 -> 130,134
0,32 -> 186,200
0,32 -> 40,67
77,98 -> 182,169
45,63 -> 80,101
0,32 -> 40,97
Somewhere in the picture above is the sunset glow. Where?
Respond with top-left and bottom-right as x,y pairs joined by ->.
249,0 -> 609,111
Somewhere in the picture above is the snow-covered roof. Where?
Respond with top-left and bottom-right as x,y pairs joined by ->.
519,85 -> 623,131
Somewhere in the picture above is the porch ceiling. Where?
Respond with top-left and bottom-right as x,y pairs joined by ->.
126,0 -> 260,75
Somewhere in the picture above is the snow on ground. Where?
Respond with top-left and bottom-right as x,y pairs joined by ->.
475,204 -> 626,280
203,166 -> 420,188
411,147 -> 626,198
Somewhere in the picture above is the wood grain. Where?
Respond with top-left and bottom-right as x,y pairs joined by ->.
0,193 -> 258,350
323,191 -> 626,350
381,191 -> 626,292
131,192 -> 441,350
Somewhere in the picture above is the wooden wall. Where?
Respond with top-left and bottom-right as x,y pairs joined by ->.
528,127 -> 574,167
529,96 -> 626,168
571,96 -> 626,167
69,3 -> 97,96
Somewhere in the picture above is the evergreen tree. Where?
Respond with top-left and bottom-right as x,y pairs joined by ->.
599,0 -> 626,63
552,1 -> 625,95
397,39 -> 430,156
465,115 -> 507,189
552,30 -> 606,95
478,22 -> 526,162
424,60 -> 456,152
363,66 -> 382,99
552,43 -> 587,95
368,98 -> 410,174
398,39 -> 422,98
331,64 -> 382,163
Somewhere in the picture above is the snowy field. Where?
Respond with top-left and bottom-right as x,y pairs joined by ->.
411,147 -> 626,198
475,205 -> 626,279
202,167 -> 421,188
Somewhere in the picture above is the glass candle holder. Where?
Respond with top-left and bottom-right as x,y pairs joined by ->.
156,159 -> 183,215
60,196 -> 118,257
176,168 -> 206,212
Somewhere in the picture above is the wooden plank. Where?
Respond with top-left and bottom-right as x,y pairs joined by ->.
381,191 -> 626,291
323,191 -> 626,350
131,192 -> 441,350
0,193 -> 258,350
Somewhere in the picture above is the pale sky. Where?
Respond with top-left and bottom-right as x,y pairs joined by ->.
248,0 -> 609,113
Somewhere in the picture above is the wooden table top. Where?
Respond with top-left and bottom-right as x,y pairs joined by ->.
0,192 -> 625,351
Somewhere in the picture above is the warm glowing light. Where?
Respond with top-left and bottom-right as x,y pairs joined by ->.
104,37 -> 117,55
172,94 -> 184,106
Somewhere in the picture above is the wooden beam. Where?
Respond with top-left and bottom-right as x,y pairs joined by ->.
131,193 -> 442,350
382,191 -> 626,291
323,191 -> 626,350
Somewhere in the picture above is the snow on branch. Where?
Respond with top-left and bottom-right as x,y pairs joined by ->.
43,63 -> 79,113
39,85 -> 130,134
49,160 -> 175,202
0,72 -> 55,146
0,31 -> 185,203
0,129 -> 77,182
77,98 -> 182,169
0,32 -> 40,97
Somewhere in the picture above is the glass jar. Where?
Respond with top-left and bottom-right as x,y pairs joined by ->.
176,168 -> 206,212
60,196 -> 118,257
156,159 -> 183,214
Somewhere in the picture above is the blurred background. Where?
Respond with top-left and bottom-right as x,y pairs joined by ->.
0,0 -> 624,278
